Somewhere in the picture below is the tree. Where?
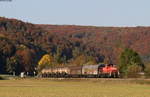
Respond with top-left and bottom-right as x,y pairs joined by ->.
119,48 -> 143,77
6,56 -> 20,75
54,47 -> 62,64
38,54 -> 54,71
69,54 -> 96,66
72,47 -> 80,58
0,37 -> 16,73
16,47 -> 36,73
0,37 -> 16,57
62,55 -> 67,64
69,55 -> 86,66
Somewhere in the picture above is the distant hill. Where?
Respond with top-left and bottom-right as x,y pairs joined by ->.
38,24 -> 150,64
0,17 -> 150,73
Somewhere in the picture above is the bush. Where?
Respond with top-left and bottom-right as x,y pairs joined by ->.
0,76 -> 4,80
0,76 -> 2,80
145,65 -> 150,78
126,65 -> 142,78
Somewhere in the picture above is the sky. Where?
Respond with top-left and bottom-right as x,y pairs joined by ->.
0,0 -> 150,27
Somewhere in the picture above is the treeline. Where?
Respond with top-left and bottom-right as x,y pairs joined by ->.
0,17 -> 150,77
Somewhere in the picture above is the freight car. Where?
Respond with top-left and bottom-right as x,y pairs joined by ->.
41,64 -> 119,78
68,66 -> 82,78
82,65 -> 100,77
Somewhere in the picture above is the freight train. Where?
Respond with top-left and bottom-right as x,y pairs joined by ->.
41,64 -> 120,78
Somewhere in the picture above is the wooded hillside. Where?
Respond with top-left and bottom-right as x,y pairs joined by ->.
0,17 -> 150,74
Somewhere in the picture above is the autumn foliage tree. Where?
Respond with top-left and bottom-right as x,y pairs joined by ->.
16,46 -> 36,73
38,54 -> 54,72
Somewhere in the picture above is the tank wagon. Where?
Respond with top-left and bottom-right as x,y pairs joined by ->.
41,64 -> 119,78
41,67 -> 69,77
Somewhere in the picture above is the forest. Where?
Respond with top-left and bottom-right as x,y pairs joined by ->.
0,17 -> 150,76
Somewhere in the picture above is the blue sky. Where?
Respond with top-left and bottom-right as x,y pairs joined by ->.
0,0 -> 150,26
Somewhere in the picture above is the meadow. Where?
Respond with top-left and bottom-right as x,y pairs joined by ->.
0,78 -> 150,97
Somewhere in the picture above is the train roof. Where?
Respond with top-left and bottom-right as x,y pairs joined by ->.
82,64 -> 100,69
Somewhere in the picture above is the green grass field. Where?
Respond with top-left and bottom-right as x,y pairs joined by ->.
0,78 -> 150,97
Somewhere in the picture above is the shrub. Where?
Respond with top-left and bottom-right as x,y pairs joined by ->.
126,65 -> 142,78
0,76 -> 2,80
145,65 -> 150,78
0,76 -> 4,80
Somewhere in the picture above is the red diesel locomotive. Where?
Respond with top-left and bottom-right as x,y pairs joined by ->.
98,64 -> 119,78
